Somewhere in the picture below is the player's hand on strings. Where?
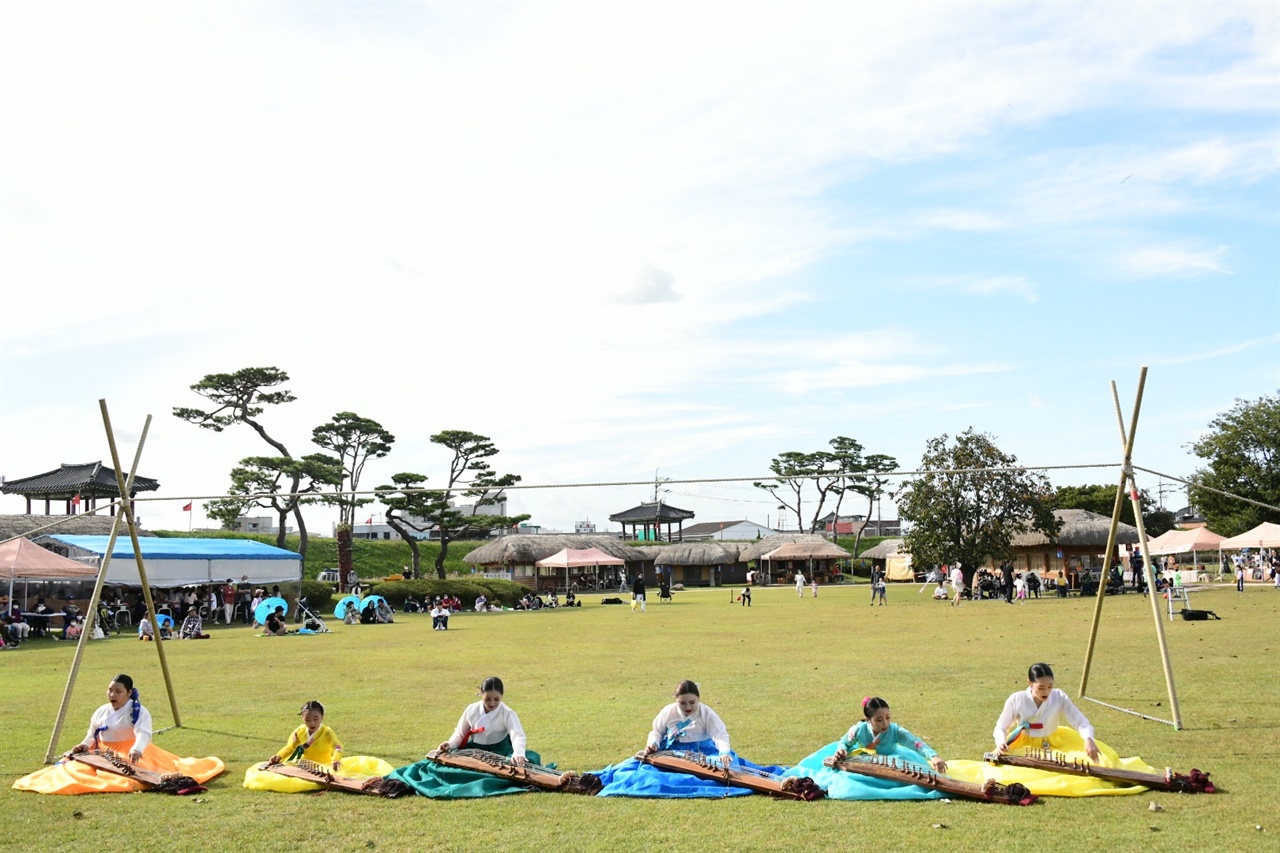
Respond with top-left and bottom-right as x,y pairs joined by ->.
1084,738 -> 1099,762
930,755 -> 947,773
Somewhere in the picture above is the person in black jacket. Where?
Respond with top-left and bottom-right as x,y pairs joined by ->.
632,575 -> 646,613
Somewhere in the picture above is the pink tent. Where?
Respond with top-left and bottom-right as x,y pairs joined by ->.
0,537 -> 100,609
1146,527 -> 1225,556
1220,522 -> 1280,550
535,547 -> 624,591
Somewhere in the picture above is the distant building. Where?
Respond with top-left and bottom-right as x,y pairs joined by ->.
681,520 -> 777,541
609,501 -> 696,542
231,516 -> 293,536
575,521 -> 597,534
351,498 -> 510,541
1172,505 -> 1207,530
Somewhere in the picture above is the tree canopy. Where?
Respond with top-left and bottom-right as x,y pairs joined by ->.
1187,393 -> 1280,537
1051,483 -> 1175,538
312,412 -> 395,528
897,429 -> 1059,581
203,454 -> 343,551
753,436 -> 896,539
376,431 -> 529,579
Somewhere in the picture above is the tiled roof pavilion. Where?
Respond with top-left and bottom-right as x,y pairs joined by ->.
609,501 -> 696,543
1,462 -> 159,516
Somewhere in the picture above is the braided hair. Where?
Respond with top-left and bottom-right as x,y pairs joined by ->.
93,675 -> 141,748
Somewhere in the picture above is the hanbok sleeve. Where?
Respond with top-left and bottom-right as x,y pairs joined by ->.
505,707 -> 527,759
701,705 -> 731,756
994,692 -> 1020,748
1054,690 -> 1095,741
647,706 -> 671,749
131,706 -> 153,753
324,726 -> 344,756
892,724 -> 937,760
274,725 -> 303,761
837,724 -> 859,750
80,705 -> 109,748
446,705 -> 475,750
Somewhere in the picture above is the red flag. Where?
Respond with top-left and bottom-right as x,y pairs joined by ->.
71,494 -> 81,507
366,517 -> 374,525
182,502 -> 193,512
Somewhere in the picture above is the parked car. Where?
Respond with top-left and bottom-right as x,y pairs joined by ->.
317,568 -> 341,583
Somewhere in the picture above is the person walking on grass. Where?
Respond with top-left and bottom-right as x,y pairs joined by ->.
632,574 -> 647,613
795,571 -> 806,598
950,563 -> 965,608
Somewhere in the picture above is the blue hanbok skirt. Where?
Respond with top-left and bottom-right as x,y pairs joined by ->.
592,739 -> 787,798
783,741 -> 946,801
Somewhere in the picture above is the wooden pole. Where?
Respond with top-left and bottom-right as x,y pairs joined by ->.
1078,368 -> 1182,729
1079,382 -> 1135,697
100,401 -> 183,728
43,416 -> 150,763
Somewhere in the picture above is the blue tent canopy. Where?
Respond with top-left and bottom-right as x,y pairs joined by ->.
36,535 -> 302,587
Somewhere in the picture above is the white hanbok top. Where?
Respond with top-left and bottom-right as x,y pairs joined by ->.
446,700 -> 527,759
647,702 -> 731,756
80,701 -> 153,752
994,686 -> 1095,748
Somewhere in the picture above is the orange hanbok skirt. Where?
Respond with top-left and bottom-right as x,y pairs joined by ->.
12,739 -> 225,795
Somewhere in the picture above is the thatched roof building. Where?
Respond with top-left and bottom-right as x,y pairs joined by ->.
461,535 -> 651,591
650,543 -> 738,566
1013,508 -> 1138,547
858,539 -> 905,560
646,541 -> 745,587
739,534 -> 849,585
739,534 -> 840,562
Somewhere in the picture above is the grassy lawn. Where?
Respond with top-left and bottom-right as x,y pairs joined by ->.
1,581 -> 1276,852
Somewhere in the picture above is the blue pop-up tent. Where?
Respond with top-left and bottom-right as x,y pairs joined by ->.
36,535 -> 302,587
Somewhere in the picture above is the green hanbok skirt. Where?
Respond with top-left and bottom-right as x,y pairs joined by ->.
387,736 -> 546,799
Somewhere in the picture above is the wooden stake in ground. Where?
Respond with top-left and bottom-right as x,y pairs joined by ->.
1078,368 -> 1183,729
43,413 -> 153,763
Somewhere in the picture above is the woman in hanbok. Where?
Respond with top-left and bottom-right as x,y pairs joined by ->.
784,696 -> 950,800
592,680 -> 786,798
244,700 -> 393,793
388,677 -> 553,798
946,662 -> 1156,796
13,674 -> 224,795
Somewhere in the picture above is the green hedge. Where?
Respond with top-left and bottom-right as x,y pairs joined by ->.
300,580 -> 335,612
367,577 -> 528,609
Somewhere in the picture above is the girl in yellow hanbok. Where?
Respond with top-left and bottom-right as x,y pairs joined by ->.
948,662 -> 1155,796
243,700 -> 393,793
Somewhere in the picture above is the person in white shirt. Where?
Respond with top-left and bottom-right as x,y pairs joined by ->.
437,676 -> 527,766
993,662 -> 1098,761
949,563 -> 965,607
795,571 -> 806,598
644,680 -> 732,767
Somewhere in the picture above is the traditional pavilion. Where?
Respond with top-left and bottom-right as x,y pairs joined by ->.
609,501 -> 696,543
1,462 -> 159,517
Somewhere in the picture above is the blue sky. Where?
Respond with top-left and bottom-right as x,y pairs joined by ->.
1,1 -> 1276,535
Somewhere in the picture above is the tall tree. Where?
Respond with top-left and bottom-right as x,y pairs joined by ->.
173,367 -> 316,560
312,412 -> 396,528
1187,393 -> 1280,537
897,429 -> 1059,585
1051,484 -> 1175,538
847,452 -> 899,558
755,438 -> 896,540
375,473 -> 433,579
378,432 -> 529,579
202,454 -> 343,550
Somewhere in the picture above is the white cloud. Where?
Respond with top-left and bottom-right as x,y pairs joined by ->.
1118,245 -> 1231,277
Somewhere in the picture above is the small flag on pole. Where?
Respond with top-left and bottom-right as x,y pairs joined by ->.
182,502 -> 193,512
366,517 -> 374,525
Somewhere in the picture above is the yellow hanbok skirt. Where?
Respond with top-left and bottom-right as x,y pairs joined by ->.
243,755 -> 395,793
13,739 -> 225,795
947,726 -> 1155,797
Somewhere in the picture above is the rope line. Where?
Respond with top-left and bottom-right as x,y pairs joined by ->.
1133,465 -> 1280,513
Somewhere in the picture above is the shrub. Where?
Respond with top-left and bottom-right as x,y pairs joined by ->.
300,580 -> 335,612
367,579 -> 525,609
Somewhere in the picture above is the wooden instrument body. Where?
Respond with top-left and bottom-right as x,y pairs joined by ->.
264,759 -> 412,797
68,749 -> 202,794
826,754 -> 1037,805
983,747 -> 1215,794
425,749 -> 601,795
641,750 -> 824,801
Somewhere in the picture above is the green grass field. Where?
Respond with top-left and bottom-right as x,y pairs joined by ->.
2,582 -> 1276,852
